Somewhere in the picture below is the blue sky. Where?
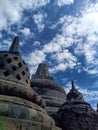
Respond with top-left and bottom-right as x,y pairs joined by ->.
0,0 -> 98,109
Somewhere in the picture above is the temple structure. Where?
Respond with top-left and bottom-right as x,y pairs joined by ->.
31,63 -> 66,119
0,36 -> 61,130
97,103 -> 98,113
56,81 -> 98,130
0,36 -> 98,130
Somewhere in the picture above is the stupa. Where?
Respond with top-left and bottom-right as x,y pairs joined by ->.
0,36 -> 61,130
97,103 -> 98,112
56,81 -> 98,130
31,63 -> 66,119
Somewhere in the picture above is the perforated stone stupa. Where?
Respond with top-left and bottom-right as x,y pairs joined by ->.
1,36 -> 98,130
0,36 -> 61,130
56,81 -> 98,130
31,63 -> 66,119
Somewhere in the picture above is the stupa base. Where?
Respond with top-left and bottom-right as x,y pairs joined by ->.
0,116 -> 61,130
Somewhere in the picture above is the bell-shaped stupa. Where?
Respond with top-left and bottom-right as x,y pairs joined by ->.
0,36 -> 61,130
56,81 -> 98,130
66,81 -> 84,101
31,63 -> 66,119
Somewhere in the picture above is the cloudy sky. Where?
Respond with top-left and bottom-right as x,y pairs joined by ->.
0,0 -> 98,109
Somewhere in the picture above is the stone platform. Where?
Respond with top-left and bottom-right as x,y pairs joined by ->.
0,94 -> 61,130
0,116 -> 61,130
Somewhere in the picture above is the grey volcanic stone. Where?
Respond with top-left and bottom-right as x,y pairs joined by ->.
9,36 -> 19,53
97,103 -> 98,112
35,63 -> 51,78
56,81 -> 98,130
31,63 -> 66,118
0,38 -> 46,107
0,37 -> 61,130
67,81 -> 84,101
0,116 -> 61,130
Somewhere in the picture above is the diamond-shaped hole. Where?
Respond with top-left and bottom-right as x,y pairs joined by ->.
12,66 -> 16,71
22,71 -> 25,76
23,60 -> 25,65
26,79 -> 28,84
7,58 -> 12,63
16,74 -> 21,80
18,62 -> 22,68
4,70 -> 10,77
14,57 -> 18,60
0,63 -> 5,69
4,54 -> 8,57
26,68 -> 28,71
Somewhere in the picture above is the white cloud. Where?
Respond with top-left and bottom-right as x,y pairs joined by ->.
51,49 -> 77,63
57,0 -> 74,6
33,12 -> 46,32
0,33 -> 2,39
0,0 -> 50,31
83,67 -> 98,75
43,34 -> 74,53
33,41 -> 41,46
0,39 -> 11,51
24,50 -> 46,74
20,27 -> 31,36
25,50 -> 46,65
50,63 -> 68,73
24,2 -> 98,76
53,2 -> 98,75
49,49 -> 77,73
25,36 -> 77,74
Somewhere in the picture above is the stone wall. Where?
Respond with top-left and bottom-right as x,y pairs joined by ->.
0,116 -> 61,130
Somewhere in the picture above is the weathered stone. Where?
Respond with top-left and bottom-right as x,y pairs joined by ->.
67,81 -> 84,101
56,81 -> 98,130
35,63 -> 50,78
0,43 -> 46,107
9,36 -> 19,53
97,103 -> 98,112
0,37 -> 61,130
0,116 -> 60,130
31,63 -> 66,119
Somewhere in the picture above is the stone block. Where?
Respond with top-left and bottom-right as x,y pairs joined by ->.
0,116 -> 60,130
0,103 -> 9,116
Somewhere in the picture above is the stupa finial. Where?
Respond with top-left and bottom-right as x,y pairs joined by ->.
9,36 -> 19,52
32,63 -> 54,80
35,63 -> 50,76
97,103 -> 98,112
71,81 -> 76,90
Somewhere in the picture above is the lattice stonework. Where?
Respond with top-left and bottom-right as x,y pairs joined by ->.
0,53 -> 30,86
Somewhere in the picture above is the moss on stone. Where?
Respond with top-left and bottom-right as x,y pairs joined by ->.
0,116 -> 5,130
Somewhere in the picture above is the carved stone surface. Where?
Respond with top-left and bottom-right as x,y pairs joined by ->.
97,103 -> 98,112
0,39 -> 46,107
0,116 -> 61,130
0,95 -> 53,124
56,81 -> 98,130
67,81 -> 84,101
31,63 -> 66,119
9,36 -> 19,53
0,37 -> 61,130
35,63 -> 50,78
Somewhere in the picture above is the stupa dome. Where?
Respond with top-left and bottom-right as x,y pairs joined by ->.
56,81 -> 98,130
0,36 -> 30,88
0,36 -> 44,106
66,81 -> 84,101
0,36 -> 61,130
31,63 -> 66,118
